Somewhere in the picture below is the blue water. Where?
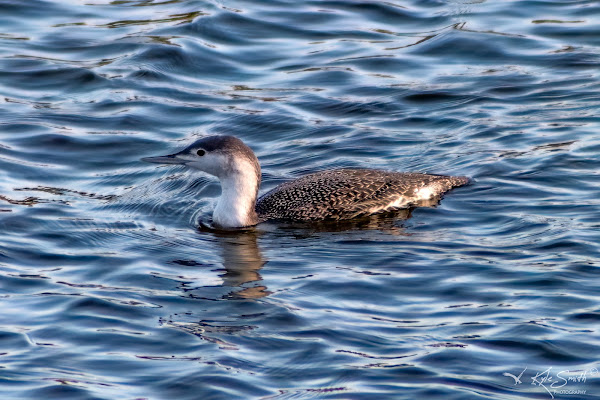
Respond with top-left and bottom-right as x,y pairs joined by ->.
1,1 -> 600,399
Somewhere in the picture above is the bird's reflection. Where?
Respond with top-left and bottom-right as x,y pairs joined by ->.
198,223 -> 270,299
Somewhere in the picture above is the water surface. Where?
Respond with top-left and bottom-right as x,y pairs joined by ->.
1,0 -> 600,399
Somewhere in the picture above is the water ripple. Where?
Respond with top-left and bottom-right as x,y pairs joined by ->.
1,0 -> 600,399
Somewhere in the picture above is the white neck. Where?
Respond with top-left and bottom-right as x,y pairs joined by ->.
212,160 -> 259,228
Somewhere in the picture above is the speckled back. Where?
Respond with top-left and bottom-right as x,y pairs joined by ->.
255,169 -> 469,222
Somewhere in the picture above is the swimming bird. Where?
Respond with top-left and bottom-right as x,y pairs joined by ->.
142,135 -> 468,228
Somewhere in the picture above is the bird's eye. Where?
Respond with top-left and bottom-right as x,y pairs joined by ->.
196,149 -> 206,156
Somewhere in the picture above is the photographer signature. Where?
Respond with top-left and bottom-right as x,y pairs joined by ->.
503,366 -> 598,399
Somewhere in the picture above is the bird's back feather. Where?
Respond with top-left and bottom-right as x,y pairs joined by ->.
255,168 -> 468,222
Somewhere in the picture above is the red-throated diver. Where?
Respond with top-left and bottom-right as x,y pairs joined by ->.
142,135 -> 469,228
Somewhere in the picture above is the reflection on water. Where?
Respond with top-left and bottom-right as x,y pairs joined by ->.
210,228 -> 269,300
183,194 -> 453,302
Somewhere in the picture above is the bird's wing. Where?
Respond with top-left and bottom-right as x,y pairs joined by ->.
256,169 -> 467,221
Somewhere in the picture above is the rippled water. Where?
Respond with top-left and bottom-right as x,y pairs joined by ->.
1,0 -> 600,399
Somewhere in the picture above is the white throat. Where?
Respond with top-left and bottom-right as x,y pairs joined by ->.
212,159 -> 259,228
